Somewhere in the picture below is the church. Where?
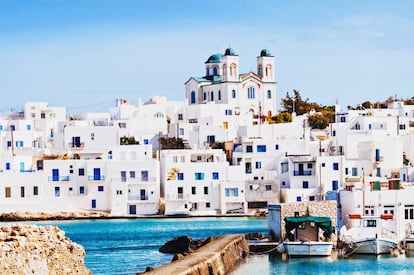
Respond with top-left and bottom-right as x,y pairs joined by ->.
185,48 -> 277,119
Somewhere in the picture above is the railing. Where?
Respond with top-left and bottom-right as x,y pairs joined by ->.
68,142 -> 85,148
88,175 -> 106,181
111,177 -> 156,183
48,176 -> 70,182
167,194 -> 189,201
128,195 -> 149,201
293,170 -> 312,176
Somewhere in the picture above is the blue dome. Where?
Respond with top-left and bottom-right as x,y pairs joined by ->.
224,48 -> 236,56
205,53 -> 222,63
260,49 -> 272,57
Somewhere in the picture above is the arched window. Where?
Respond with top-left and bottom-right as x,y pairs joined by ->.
191,91 -> 196,104
213,66 -> 218,76
210,91 -> 214,101
247,86 -> 255,99
266,64 -> 272,77
232,89 -> 236,99
230,63 -> 236,76
258,64 -> 263,76
206,66 -> 210,76
267,90 -> 272,99
203,92 -> 207,101
218,90 -> 221,101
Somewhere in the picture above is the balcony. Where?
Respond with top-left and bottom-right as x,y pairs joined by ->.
128,195 -> 149,201
167,193 -> 189,201
68,142 -> 85,149
293,170 -> 312,176
88,175 -> 106,181
48,176 -> 70,181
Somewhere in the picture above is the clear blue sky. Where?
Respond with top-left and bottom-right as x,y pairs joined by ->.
1,0 -> 413,113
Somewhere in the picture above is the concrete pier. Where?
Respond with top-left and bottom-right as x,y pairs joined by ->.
144,234 -> 249,275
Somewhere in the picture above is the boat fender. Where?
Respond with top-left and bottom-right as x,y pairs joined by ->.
348,242 -> 354,249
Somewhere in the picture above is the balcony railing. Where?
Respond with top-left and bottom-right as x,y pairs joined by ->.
293,170 -> 312,176
111,177 -> 156,183
88,175 -> 106,181
48,176 -> 70,182
128,195 -> 149,201
167,194 -> 189,201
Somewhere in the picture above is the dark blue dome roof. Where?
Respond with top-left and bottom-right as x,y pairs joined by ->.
260,49 -> 272,57
205,53 -> 222,63
224,48 -> 236,56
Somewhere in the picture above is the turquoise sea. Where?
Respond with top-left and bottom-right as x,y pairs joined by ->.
31,217 -> 414,275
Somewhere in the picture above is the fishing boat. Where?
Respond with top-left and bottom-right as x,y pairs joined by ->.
339,214 -> 398,255
276,215 -> 335,257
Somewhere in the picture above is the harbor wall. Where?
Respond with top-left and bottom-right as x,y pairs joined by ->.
0,224 -> 91,274
144,234 -> 249,275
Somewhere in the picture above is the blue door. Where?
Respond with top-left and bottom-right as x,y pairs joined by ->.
52,169 -> 59,181
20,162 -> 25,172
94,168 -> 101,180
91,199 -> 96,209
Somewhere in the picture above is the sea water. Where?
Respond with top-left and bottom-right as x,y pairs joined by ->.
32,218 -> 414,275
33,217 -> 267,274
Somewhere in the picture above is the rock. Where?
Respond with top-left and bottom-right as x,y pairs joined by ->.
0,224 -> 91,274
159,236 -> 192,254
171,253 -> 185,262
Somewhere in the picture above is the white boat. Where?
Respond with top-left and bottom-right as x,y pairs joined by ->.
403,222 -> 414,256
277,215 -> 335,257
340,214 -> 398,255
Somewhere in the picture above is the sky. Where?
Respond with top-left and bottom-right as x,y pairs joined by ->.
1,0 -> 414,114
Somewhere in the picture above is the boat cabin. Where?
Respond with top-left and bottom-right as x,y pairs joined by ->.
285,216 -> 335,242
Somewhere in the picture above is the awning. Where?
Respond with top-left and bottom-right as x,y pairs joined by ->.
284,216 -> 335,237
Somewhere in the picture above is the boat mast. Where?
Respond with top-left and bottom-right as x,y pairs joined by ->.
362,168 -> 365,216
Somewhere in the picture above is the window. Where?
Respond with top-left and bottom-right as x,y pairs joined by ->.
20,186 -> 25,198
307,163 -> 313,169
5,187 -> 11,198
210,91 -> 214,101
332,130 -> 336,136
309,196 -> 315,201
91,133 -> 95,140
206,202 -> 210,208
332,180 -> 339,191
173,156 -> 178,163
281,163 -> 288,173
256,162 -> 261,169
296,196 -> 302,202
247,86 -> 255,99
246,145 -> 253,152
204,186 -> 209,194
322,163 -> 325,167
352,167 -> 358,176
212,172 -> 219,180
91,199 -> 96,209
333,163 -> 339,170
69,187 -> 73,192
218,90 -> 221,101
98,186 -> 104,192
179,128 -> 184,135
6,162 -> 10,170
191,91 -> 196,104
55,187 -> 60,197
213,66 -> 218,75
141,171 -> 148,180
26,125 -> 31,130
303,181 -> 309,188
7,141 -> 11,148
116,190 -> 122,195
143,139 -> 149,144
225,188 -> 238,197
78,168 -> 85,176
405,205 -> 414,220
192,186 -> 196,195
178,114 -> 183,120
225,109 -> 232,115
257,145 -> 266,152
180,156 -> 185,162
207,135 -> 215,143
400,124 -> 406,130
203,92 -> 207,101
177,173 -> 184,180
266,185 -> 272,191
364,220 -> 377,227
80,186 -> 85,194
232,89 -> 236,98
345,168 -> 349,175
33,186 -> 38,196
267,90 -> 272,99
130,171 -> 136,178
275,144 -> 279,150
195,172 -> 205,180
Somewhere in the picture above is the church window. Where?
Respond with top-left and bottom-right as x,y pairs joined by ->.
267,90 -> 272,99
247,86 -> 255,99
210,91 -> 214,101
203,92 -> 207,101
218,90 -> 221,101
190,91 -> 196,104
213,66 -> 218,76
258,64 -> 263,76
232,89 -> 236,98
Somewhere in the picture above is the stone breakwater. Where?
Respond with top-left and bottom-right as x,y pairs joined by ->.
144,234 -> 249,275
0,211 -> 109,221
0,224 -> 91,274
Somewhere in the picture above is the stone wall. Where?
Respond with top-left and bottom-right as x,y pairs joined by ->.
278,201 -> 337,239
0,224 -> 91,274
144,234 -> 248,275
